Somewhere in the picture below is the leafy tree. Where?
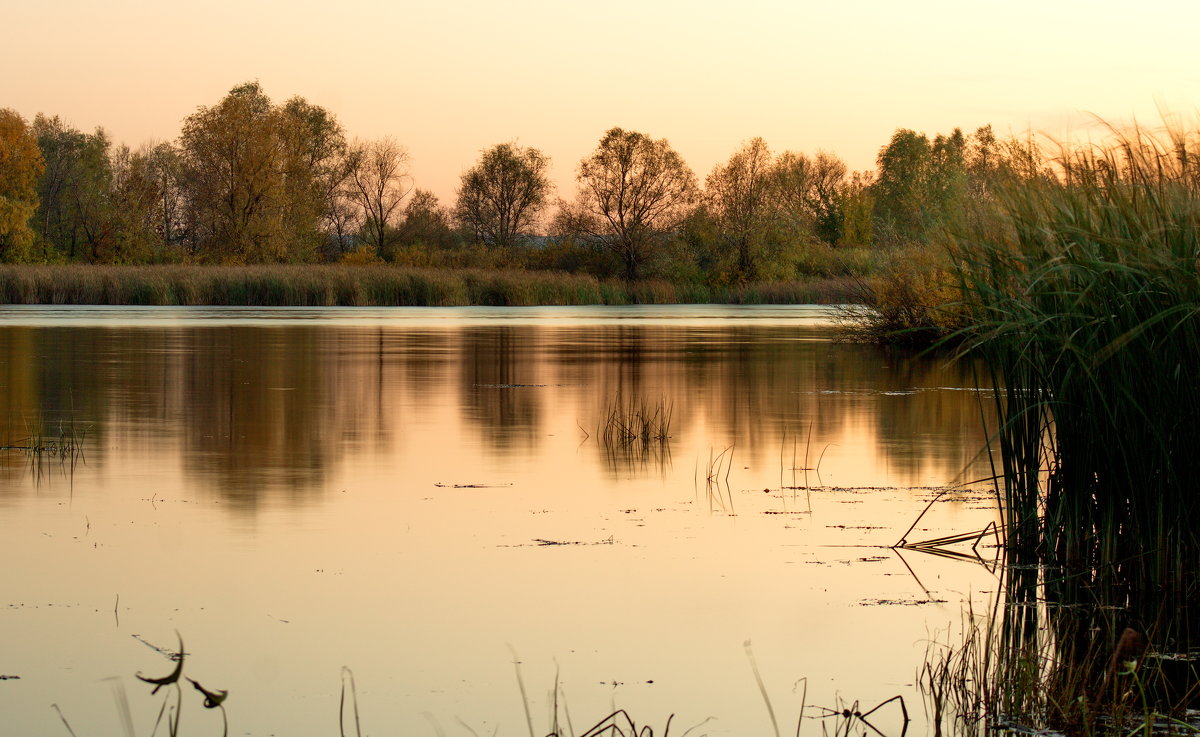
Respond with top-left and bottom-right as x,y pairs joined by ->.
873,129 -> 933,243
395,189 -> 456,252
705,137 -> 775,280
0,109 -> 44,262
455,143 -> 551,248
573,127 -> 697,280
180,82 -> 284,261
927,128 -> 968,226
107,144 -> 176,262
278,97 -> 347,260
806,152 -> 848,244
837,171 -> 875,246
32,115 -> 115,260
873,127 -> 972,244
179,82 -> 345,262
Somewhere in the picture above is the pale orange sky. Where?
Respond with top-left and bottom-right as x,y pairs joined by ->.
6,0 -> 1198,206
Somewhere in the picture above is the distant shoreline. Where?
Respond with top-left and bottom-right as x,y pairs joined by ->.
0,264 -> 861,307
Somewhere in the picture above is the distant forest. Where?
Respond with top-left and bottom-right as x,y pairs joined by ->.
0,81 -> 1025,284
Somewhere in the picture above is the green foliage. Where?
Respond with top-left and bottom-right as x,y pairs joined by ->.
872,126 -> 998,245
942,122 -> 1200,679
32,115 -> 116,261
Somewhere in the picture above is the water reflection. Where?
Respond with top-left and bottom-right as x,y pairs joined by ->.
0,311 -> 992,506
459,327 -> 542,451
0,307 -> 1003,737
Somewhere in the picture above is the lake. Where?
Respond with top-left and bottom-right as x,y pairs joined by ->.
0,305 -> 1000,737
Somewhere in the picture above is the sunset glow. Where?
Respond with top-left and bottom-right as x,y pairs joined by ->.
8,0 -> 1198,203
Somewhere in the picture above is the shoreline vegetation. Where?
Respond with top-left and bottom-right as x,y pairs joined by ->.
0,264 -> 862,306
1,82 -> 1011,305
912,122 -> 1200,735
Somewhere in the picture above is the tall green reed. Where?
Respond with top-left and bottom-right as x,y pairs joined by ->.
953,122 -> 1200,611
928,120 -> 1200,733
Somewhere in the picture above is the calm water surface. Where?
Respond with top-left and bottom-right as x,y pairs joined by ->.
0,305 -> 1000,736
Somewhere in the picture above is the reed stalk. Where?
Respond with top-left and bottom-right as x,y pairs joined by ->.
925,118 -> 1200,734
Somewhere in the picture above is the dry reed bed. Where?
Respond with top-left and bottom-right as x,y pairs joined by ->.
0,264 -> 858,307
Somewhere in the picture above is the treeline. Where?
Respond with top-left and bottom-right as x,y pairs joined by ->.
1,81 -> 1020,284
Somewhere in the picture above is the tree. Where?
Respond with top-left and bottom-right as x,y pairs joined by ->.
705,137 -> 775,279
179,82 -> 284,261
143,143 -> 187,254
838,171 -> 875,246
396,189 -> 456,252
107,143 -> 174,262
873,127 -> 969,244
0,109 -> 44,262
277,97 -> 347,260
574,127 -> 697,280
455,142 -> 551,248
179,82 -> 345,262
32,115 -> 115,260
873,129 -> 932,244
345,138 -> 412,256
770,150 -> 848,245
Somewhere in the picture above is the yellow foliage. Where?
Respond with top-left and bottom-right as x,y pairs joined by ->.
340,245 -> 381,265
852,246 -> 967,341
0,109 -> 44,262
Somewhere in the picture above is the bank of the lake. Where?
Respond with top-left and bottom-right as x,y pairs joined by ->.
0,264 -> 861,307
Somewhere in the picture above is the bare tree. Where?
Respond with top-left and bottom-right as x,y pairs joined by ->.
346,138 -> 412,255
455,143 -> 551,248
574,127 -> 697,280
324,149 -> 362,257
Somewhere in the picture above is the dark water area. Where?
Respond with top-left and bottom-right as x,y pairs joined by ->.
0,306 -> 1000,736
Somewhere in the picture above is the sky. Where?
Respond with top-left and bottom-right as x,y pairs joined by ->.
6,0 -> 1199,205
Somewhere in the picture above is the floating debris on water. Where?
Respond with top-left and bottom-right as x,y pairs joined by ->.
859,598 -> 948,606
434,482 -> 514,488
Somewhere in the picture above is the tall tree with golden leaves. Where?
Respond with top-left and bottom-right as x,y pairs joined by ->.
0,109 -> 45,262
179,82 -> 345,262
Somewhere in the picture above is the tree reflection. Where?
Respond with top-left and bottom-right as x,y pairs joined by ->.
457,326 -> 541,451
0,316 -> 996,507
